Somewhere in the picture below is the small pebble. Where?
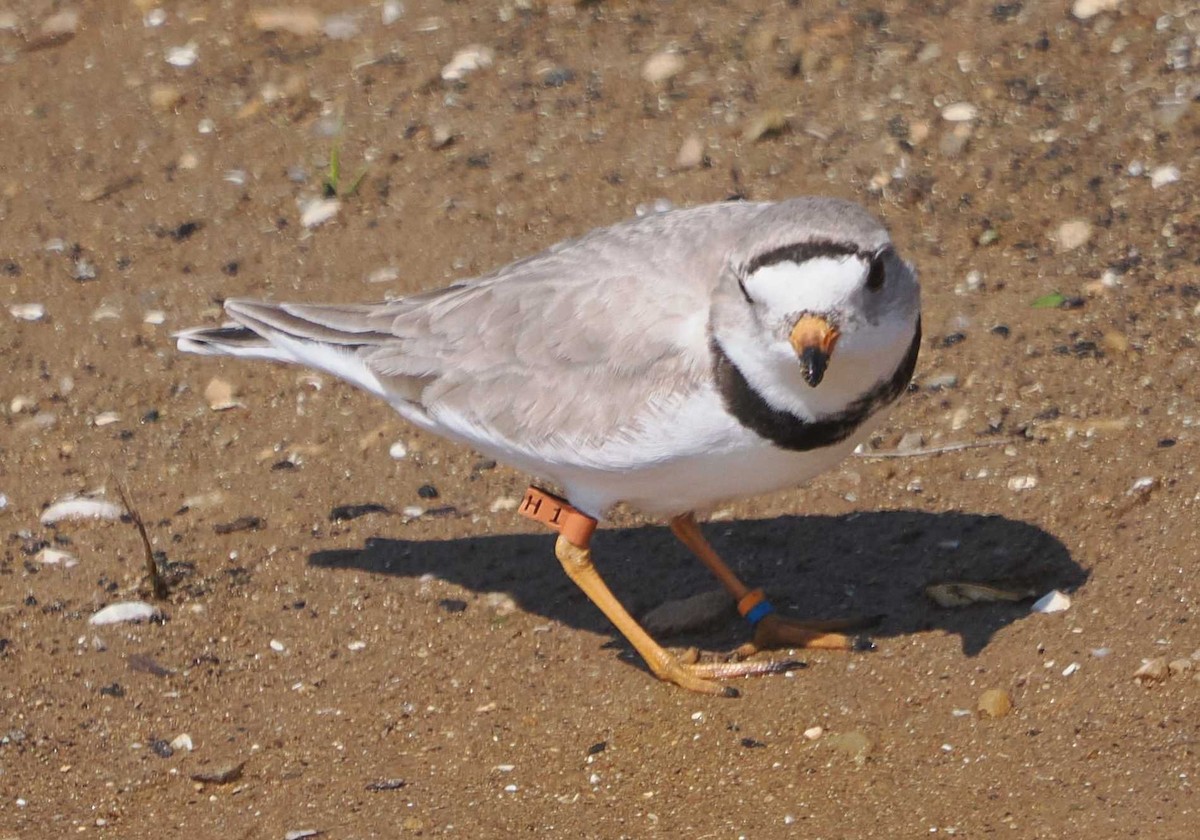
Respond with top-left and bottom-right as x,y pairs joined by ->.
9,303 -> 46,322
89,602 -> 162,626
382,1 -> 405,26
441,45 -> 494,82
204,378 -> 241,411
1133,657 -> 1169,683
417,484 -> 439,500
170,733 -> 194,752
1062,662 -> 1080,677
641,51 -> 685,84
489,496 -> 519,513
165,43 -> 198,68
41,496 -> 124,524
36,548 -> 78,567
299,197 -> 341,229
803,726 -> 824,740
742,110 -> 789,142
269,639 -> 286,652
1031,590 -> 1071,613
249,8 -> 322,36
1007,475 -> 1038,491
347,641 -> 367,651
388,441 -> 408,460
1167,659 -> 1192,675
284,831 -> 322,840
941,102 -> 978,122
191,761 -> 245,785
1054,220 -> 1093,252
1072,0 -> 1122,20
1149,165 -> 1180,189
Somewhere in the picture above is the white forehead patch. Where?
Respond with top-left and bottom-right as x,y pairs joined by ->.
742,255 -> 868,316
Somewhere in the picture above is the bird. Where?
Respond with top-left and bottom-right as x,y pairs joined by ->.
177,196 -> 921,696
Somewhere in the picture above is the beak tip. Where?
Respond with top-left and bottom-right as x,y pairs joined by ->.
799,347 -> 828,388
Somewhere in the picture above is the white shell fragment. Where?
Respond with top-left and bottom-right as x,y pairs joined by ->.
641,51 -> 685,84
1031,590 -> 1072,614
41,496 -> 124,525
89,601 -> 162,626
441,45 -> 494,82
941,102 -> 979,122
1149,165 -> 1180,189
9,303 -> 46,322
1072,0 -> 1122,21
1054,219 -> 1093,251
299,197 -> 341,229
204,378 -> 242,411
165,42 -> 199,68
36,548 -> 79,567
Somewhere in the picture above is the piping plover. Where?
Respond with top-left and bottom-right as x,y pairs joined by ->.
178,197 -> 921,695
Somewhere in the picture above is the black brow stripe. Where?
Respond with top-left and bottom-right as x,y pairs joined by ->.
711,317 -> 921,452
747,240 -> 875,275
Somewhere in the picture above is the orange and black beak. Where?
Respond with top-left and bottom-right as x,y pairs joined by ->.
789,315 -> 840,387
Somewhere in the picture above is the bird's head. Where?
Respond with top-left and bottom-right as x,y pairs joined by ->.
716,200 -> 920,396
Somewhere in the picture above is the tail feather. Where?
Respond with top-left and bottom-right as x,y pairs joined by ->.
175,299 -> 394,399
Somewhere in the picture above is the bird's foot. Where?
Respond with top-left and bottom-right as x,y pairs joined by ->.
733,612 -> 880,659
652,648 -> 805,697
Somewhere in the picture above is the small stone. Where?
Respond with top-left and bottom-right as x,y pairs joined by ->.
1168,659 -> 1193,675
803,726 -> 824,740
41,496 -> 124,524
249,8 -> 323,36
284,831 -> 322,840
9,302 -> 46,322
1072,0 -> 1122,21
417,484 -> 439,500
489,496 -> 519,513
1054,220 -> 1093,252
742,109 -> 789,143
642,589 -> 732,636
204,378 -> 241,411
299,197 -> 341,228
641,51 -> 685,84
92,411 -> 120,427
1031,590 -> 1071,613
170,733 -> 194,752
36,548 -> 78,568
441,45 -> 494,82
269,639 -> 286,653
429,124 -> 454,150
388,441 -> 408,460
190,761 -> 245,785
89,602 -> 162,626
381,1 -> 405,26
1007,475 -> 1038,491
40,8 -> 79,38
165,42 -> 198,68
484,592 -> 518,616
1133,657 -> 1169,683
1149,165 -> 1180,189
941,102 -> 978,122
347,641 -> 367,651
675,134 -> 705,169
72,259 -> 97,281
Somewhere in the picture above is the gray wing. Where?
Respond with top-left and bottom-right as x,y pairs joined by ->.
197,204 -> 759,463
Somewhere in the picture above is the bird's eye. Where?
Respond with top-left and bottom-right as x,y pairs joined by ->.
865,251 -> 888,292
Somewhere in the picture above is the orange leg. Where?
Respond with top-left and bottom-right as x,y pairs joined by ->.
553,535 -> 798,696
669,513 -> 871,656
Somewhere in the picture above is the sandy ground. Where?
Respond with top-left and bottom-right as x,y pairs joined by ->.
2,1 -> 1198,837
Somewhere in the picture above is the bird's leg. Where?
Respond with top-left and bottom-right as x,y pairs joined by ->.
554,535 -> 796,696
520,486 -> 797,694
668,513 -> 868,656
